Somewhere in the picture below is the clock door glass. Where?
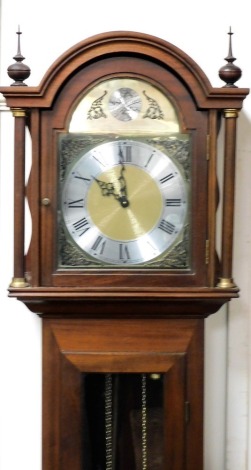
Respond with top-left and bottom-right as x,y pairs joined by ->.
58,136 -> 190,268
82,373 -> 164,470
58,76 -> 191,270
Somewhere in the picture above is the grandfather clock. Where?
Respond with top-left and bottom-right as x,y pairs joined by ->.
1,29 -> 248,469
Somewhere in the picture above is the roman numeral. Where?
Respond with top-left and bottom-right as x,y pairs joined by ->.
91,236 -> 106,254
119,243 -> 130,261
124,145 -> 132,162
144,152 -> 155,168
67,198 -> 84,208
73,174 -> 91,182
92,154 -> 106,166
160,173 -> 174,184
119,144 -> 132,163
158,219 -> 176,234
165,199 -> 181,206
72,217 -> 90,236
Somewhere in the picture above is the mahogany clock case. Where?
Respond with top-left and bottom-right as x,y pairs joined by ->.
2,31 -> 248,300
1,30 -> 249,470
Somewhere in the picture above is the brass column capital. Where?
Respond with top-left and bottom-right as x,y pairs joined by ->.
11,108 -> 27,117
223,109 -> 239,119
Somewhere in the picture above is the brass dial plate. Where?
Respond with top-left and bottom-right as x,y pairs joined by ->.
61,139 -> 188,265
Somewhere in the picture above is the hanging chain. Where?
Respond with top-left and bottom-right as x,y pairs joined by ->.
105,373 -> 147,470
142,373 -> 147,470
105,373 -> 113,470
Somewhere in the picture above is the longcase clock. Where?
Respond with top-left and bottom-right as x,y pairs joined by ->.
1,30 -> 249,469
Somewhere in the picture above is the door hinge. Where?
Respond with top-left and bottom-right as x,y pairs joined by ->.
185,401 -> 190,424
205,239 -> 209,264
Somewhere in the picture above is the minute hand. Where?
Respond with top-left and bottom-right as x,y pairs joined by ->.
117,145 -> 129,208
94,170 -> 129,208
94,178 -> 115,197
117,164 -> 129,208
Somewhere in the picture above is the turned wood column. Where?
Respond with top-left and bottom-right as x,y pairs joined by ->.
218,108 -> 239,288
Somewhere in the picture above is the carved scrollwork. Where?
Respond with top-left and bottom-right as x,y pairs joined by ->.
143,90 -> 164,120
147,137 -> 191,181
87,91 -> 107,120
148,225 -> 190,269
58,224 -> 101,267
59,135 -> 106,181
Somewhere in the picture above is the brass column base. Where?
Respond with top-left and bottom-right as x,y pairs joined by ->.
217,277 -> 236,289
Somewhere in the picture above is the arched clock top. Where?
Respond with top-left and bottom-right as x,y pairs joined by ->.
1,30 -> 249,110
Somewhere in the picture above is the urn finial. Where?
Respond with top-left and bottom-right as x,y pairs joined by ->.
219,27 -> 242,88
7,26 -> 31,86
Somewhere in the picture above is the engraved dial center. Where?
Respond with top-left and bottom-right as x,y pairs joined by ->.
88,166 -> 163,241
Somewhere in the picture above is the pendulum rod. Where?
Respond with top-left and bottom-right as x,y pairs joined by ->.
142,374 -> 147,470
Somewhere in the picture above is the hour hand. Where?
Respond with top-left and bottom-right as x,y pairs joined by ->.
94,177 -> 115,197
94,175 -> 129,208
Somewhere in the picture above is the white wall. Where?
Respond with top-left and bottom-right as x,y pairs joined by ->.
0,1 -> 250,469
